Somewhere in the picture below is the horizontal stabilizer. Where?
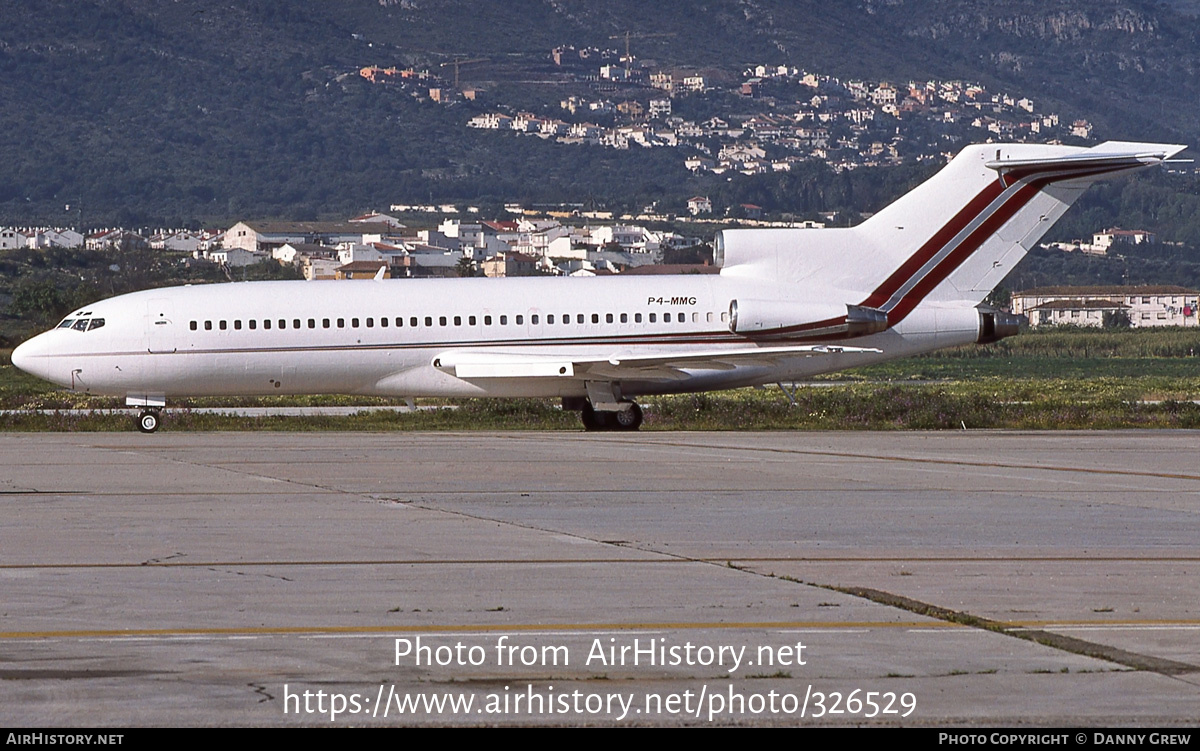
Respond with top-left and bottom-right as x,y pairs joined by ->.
986,142 -> 1186,186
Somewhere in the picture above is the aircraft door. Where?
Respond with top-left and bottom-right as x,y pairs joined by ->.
147,298 -> 177,353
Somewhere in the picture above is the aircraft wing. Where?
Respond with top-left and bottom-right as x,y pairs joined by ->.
433,344 -> 882,382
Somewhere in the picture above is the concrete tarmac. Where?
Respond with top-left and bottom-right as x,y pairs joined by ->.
1,430 -> 1198,726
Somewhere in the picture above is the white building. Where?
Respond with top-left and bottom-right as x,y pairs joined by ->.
437,219 -> 484,248
224,221 -> 367,253
1013,286 -> 1199,328
0,228 -> 27,250
28,228 -> 83,249
1092,228 -> 1155,250
207,247 -> 266,267
150,230 -> 204,253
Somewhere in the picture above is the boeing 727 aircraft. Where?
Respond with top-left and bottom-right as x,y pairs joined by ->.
11,140 -> 1185,432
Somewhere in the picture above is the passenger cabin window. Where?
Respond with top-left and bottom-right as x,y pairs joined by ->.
439,316 -> 447,326
469,315 -> 476,326
576,314 -> 584,324
500,315 -> 507,325
219,320 -> 227,330
234,320 -> 242,330
264,320 -> 271,330
249,320 -> 257,330
366,318 -> 374,328
515,315 -> 523,325
664,313 -> 671,323
189,321 -> 197,331
454,316 -> 462,326
635,313 -> 642,323
531,315 -> 538,325
204,321 -> 213,331
278,319 -> 285,329
547,314 -> 555,324
308,319 -> 316,329
425,317 -> 433,327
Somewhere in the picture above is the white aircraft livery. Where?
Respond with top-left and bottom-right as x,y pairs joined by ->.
11,140 -> 1185,432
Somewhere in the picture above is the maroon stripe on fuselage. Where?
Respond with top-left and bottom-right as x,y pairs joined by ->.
861,180 -> 1007,309
885,180 -> 1040,323
738,178 -> 1006,337
742,160 -> 1143,339
885,164 -> 1136,325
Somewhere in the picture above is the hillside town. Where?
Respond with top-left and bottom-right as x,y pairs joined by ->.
1,211 -> 708,281
441,46 -> 1090,175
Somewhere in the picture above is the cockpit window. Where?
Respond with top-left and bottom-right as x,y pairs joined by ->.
60,317 -> 105,332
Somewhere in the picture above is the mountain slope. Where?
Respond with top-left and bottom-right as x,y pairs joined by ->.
0,0 -> 1197,226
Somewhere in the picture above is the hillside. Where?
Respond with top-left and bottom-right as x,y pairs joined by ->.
0,0 -> 1198,227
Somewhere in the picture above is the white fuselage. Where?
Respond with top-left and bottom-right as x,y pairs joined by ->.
11,274 -> 972,402
17,141 -> 1179,408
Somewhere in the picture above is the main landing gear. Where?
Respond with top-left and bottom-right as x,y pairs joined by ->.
137,408 -> 162,433
579,401 -> 643,432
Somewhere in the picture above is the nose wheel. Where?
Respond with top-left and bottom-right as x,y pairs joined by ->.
137,408 -> 162,433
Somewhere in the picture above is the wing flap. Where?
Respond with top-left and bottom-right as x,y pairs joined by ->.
434,344 -> 881,382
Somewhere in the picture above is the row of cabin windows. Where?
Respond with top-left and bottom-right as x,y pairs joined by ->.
189,311 -> 730,332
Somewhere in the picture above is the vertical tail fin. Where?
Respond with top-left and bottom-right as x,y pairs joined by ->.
716,140 -> 1184,337
872,141 -> 1185,319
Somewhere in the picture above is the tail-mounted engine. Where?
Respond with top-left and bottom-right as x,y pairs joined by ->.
728,299 -> 889,340
976,307 -> 1021,344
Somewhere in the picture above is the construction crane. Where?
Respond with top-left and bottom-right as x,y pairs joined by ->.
608,31 -> 675,70
439,57 -> 487,88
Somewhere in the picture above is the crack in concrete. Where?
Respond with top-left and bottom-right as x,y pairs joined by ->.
831,585 -> 1200,676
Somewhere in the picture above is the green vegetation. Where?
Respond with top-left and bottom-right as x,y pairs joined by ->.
3,327 -> 1199,432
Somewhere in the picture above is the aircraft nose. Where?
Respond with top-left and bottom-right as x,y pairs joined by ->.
10,334 -> 48,380
10,338 -> 33,374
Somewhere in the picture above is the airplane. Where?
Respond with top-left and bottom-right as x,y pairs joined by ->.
10,140 -> 1185,433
